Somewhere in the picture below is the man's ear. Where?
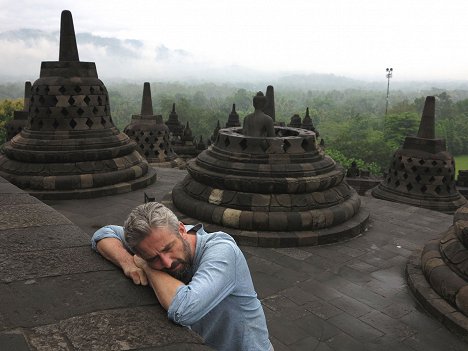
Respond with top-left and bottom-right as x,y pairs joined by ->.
179,221 -> 187,237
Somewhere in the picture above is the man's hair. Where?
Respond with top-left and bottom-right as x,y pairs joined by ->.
123,202 -> 180,251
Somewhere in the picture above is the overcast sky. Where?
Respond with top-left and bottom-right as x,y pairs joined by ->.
1,0 -> 468,82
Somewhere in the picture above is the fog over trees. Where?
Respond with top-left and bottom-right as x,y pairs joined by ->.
2,76 -> 468,176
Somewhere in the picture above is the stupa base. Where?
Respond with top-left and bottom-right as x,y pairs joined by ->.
162,192 -> 369,247
406,250 -> 468,342
25,168 -> 156,200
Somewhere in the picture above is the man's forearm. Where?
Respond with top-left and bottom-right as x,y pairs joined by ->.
139,262 -> 184,310
96,238 -> 147,285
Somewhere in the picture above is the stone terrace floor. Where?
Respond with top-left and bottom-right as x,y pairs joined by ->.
45,167 -> 468,351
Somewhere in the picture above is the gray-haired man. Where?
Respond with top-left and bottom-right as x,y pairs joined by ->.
91,202 -> 272,351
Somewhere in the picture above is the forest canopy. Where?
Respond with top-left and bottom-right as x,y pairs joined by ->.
1,81 -> 468,176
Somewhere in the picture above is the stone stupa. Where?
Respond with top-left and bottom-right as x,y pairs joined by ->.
407,201 -> 468,338
0,10 -> 156,199
124,83 -> 183,168
225,104 -> 241,128
372,96 -> 466,213
5,81 -> 31,142
165,92 -> 369,247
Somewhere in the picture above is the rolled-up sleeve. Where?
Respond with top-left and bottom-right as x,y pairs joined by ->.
91,225 -> 127,251
167,242 -> 237,326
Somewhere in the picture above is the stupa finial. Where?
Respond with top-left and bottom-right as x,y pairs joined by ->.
141,82 -> 153,116
305,107 -> 310,117
23,81 -> 32,111
417,96 -> 436,139
59,10 -> 79,62
172,103 -> 176,113
232,104 -> 236,113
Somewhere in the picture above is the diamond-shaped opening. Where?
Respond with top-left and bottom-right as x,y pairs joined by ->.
149,132 -> 154,136
283,139 -> 291,152
420,185 -> 427,193
431,160 -> 437,166
224,136 -> 230,147
140,131 -> 145,136
35,86 -> 40,93
61,107 -> 68,116
99,86 -> 104,92
135,137 -> 140,142
435,185 -> 441,194
140,144 -> 145,149
398,155 -> 403,160
399,163 -> 405,169
97,96 -> 103,105
77,108 -> 84,116
101,117 -> 107,126
407,157 -> 413,163
149,144 -> 155,149
46,108 -> 52,116
59,86 -> 66,93
68,96 -> 75,105
443,161 -> 447,165
395,180 -> 400,187
301,138 -> 309,151
51,96 -> 58,105
37,120 -> 43,129
52,119 -> 59,129
69,119 -> 77,129
415,175 -> 422,182
74,86 -> 82,93
403,173 -> 408,179
86,118 -> 94,128
429,176 -> 435,183
239,138 -> 248,150
411,165 -> 418,172
92,107 -> 99,115
418,159 -> 425,165
44,86 -> 50,93
386,177 -> 391,184
442,176 -> 447,183
159,143 -> 164,149
90,87 -> 95,94
84,96 -> 91,105
143,137 -> 149,143
406,183 -> 413,191
30,96 -> 35,103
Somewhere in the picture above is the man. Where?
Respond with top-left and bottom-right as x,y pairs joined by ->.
91,202 -> 272,351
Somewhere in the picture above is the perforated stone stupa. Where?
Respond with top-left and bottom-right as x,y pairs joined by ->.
372,96 -> 466,213
225,104 -> 241,128
5,81 -> 31,141
0,10 -> 156,199
124,83 -> 183,168
166,92 -> 369,247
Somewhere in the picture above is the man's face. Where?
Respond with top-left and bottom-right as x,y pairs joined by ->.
136,222 -> 193,282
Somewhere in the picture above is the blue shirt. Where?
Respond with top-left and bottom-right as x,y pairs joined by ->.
92,224 -> 271,351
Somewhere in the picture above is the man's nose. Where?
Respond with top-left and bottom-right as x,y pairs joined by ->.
160,253 -> 172,269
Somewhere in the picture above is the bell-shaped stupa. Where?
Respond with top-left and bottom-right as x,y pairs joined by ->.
288,114 -> 302,128
372,96 -> 466,213
165,91 -> 369,247
165,103 -> 184,139
0,10 -> 156,199
124,83 -> 183,168
301,107 -> 319,136
5,81 -> 31,141
226,104 -> 241,128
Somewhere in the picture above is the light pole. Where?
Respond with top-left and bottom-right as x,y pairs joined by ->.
385,67 -> 393,116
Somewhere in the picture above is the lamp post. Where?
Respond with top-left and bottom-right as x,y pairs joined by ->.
385,67 -> 393,116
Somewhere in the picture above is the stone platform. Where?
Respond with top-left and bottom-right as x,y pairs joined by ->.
0,175 -> 210,350
40,167 -> 468,350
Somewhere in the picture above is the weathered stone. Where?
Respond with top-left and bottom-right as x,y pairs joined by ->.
373,96 -> 466,214
0,11 -> 155,199
168,87 -> 368,247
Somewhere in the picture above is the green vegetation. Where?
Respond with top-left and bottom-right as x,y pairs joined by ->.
0,98 -> 23,144
2,81 -> 468,177
454,155 -> 468,179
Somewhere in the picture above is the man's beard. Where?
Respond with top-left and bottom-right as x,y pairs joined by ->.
163,237 -> 193,283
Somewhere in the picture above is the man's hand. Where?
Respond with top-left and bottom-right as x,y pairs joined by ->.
133,255 -> 149,271
122,259 -> 148,286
